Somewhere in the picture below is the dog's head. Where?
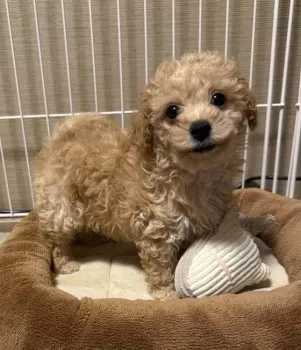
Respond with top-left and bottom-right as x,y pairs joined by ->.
133,52 -> 257,171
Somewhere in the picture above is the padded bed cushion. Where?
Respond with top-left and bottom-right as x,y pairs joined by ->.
1,188 -> 301,349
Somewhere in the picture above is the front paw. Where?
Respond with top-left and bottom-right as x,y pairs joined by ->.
149,285 -> 179,301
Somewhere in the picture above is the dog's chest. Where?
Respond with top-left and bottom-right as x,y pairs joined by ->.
172,180 -> 231,237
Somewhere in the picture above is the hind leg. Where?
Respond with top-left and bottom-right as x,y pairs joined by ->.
42,226 -> 81,274
36,192 -> 84,275
52,244 -> 80,274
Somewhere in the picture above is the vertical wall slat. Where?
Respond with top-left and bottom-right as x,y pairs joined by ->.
88,0 -> 98,113
143,0 -> 148,84
287,69 -> 301,197
0,137 -> 13,215
5,0 -> 34,207
224,0 -> 230,58
172,0 -> 175,60
260,0 -> 279,189
61,0 -> 74,117
116,0 -> 125,128
33,0 -> 51,137
272,0 -> 295,193
241,0 -> 257,189
198,0 -> 202,52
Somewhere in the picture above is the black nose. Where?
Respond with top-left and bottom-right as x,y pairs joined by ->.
189,120 -> 211,142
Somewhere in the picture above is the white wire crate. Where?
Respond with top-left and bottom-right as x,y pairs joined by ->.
0,0 -> 300,218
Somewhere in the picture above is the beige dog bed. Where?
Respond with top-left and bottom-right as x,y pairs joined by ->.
1,188 -> 301,349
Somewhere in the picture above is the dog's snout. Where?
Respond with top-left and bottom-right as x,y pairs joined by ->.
190,121 -> 211,142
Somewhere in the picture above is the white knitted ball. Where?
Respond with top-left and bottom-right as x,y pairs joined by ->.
175,206 -> 270,298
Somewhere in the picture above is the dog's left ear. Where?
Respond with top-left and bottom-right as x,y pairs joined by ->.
239,77 -> 257,130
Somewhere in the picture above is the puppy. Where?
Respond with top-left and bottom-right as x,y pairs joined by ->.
34,52 -> 257,300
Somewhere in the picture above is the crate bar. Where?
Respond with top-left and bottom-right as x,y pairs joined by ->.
0,212 -> 28,219
143,0 -> 148,84
198,0 -> 202,52
88,0 -> 98,113
61,0 -> 74,117
286,112 -> 297,196
291,105 -> 301,198
257,103 -> 283,107
116,0 -> 125,128
288,109 -> 301,198
241,0 -> 257,189
0,110 -> 138,120
272,0 -> 294,193
286,68 -> 301,198
0,137 -> 13,216
0,104 -> 286,121
5,0 -> 34,206
224,0 -> 230,58
33,0 -> 51,137
248,0 -> 257,88
172,0 -> 175,59
260,0 -> 279,189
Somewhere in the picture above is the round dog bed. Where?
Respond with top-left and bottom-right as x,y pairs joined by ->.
1,188 -> 301,349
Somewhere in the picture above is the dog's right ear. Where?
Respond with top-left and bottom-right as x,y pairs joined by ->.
132,85 -> 154,152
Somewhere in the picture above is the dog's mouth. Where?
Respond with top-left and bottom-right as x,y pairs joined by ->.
191,142 -> 216,154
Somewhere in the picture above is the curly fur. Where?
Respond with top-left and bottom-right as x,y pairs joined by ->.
34,51 -> 257,300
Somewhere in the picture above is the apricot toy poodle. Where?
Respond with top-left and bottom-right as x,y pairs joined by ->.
34,51 -> 257,300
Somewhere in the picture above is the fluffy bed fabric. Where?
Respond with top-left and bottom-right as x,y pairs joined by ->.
1,188 -> 301,349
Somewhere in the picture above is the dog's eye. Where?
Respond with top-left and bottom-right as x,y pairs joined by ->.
166,105 -> 181,119
211,93 -> 226,107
